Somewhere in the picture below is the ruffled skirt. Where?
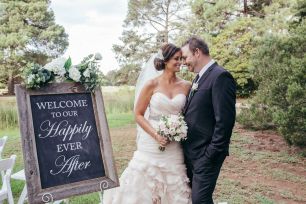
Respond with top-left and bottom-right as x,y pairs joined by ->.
103,148 -> 191,204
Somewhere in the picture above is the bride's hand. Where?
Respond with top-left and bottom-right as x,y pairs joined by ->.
154,133 -> 169,147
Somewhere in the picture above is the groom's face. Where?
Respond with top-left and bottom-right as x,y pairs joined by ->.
181,45 -> 196,73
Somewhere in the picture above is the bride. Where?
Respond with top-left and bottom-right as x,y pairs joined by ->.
103,43 -> 192,204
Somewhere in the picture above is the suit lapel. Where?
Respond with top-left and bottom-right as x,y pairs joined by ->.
195,62 -> 215,85
184,62 -> 217,114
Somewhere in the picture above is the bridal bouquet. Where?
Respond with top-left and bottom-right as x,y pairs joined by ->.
157,113 -> 188,151
24,53 -> 103,91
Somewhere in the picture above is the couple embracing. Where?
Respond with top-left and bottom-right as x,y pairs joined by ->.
103,36 -> 236,204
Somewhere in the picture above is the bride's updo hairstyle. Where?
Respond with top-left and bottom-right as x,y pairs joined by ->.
154,43 -> 181,71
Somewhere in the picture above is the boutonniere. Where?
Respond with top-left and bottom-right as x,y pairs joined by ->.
189,82 -> 198,99
191,82 -> 199,92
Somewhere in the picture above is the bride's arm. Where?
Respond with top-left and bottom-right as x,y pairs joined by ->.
134,80 -> 168,147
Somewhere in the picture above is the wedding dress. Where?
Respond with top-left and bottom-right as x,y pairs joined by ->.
102,92 -> 191,204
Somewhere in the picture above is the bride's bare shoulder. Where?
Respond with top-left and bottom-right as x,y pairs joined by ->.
177,77 -> 191,89
142,78 -> 159,92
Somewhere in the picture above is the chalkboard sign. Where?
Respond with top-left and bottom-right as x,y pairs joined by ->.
16,83 -> 119,204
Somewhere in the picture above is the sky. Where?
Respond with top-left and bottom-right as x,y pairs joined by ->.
50,0 -> 128,74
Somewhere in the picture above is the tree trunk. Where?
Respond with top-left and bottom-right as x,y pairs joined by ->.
7,72 -> 15,95
243,0 -> 248,16
165,0 -> 170,43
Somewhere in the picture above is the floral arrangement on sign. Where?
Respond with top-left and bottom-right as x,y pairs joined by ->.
24,53 -> 103,91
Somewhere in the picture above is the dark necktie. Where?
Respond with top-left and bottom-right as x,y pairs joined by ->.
193,74 -> 200,84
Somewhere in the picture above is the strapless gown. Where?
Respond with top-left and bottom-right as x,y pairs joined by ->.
103,92 -> 191,204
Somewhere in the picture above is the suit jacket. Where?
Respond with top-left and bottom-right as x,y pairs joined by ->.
182,62 -> 236,162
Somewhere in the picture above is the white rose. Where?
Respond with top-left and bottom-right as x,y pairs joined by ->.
163,128 -> 170,136
180,125 -> 187,134
53,67 -> 66,77
54,76 -> 65,83
173,135 -> 181,142
168,115 -> 178,125
169,127 -> 176,136
83,69 -> 91,78
69,66 -> 81,82
44,58 -> 66,76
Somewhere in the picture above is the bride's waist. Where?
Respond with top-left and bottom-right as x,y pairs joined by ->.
148,115 -> 162,122
137,130 -> 182,152
147,113 -> 180,122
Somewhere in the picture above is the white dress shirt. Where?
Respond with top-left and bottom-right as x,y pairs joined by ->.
196,59 -> 215,83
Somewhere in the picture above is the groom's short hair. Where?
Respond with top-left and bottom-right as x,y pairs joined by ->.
183,36 -> 210,56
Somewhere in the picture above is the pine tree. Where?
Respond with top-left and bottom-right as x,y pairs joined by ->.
113,0 -> 188,79
0,0 -> 68,94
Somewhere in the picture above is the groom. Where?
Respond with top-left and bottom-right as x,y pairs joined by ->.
181,36 -> 236,204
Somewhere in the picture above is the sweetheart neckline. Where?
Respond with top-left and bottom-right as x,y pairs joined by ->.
152,92 -> 186,100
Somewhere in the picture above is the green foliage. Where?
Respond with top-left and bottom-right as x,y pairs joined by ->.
0,0 -> 68,94
113,0 -> 188,85
23,54 -> 104,91
23,63 -> 53,89
77,54 -> 104,91
236,100 -> 274,130
211,18 -> 261,96
240,13 -> 306,147
185,0 -> 298,97
190,0 -> 237,34
64,57 -> 72,71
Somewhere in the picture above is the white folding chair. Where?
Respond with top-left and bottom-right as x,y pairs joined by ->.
0,155 -> 16,204
0,136 -> 8,178
0,136 -> 8,158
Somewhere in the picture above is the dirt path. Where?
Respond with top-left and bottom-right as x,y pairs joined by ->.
110,124 -> 306,203
217,124 -> 306,203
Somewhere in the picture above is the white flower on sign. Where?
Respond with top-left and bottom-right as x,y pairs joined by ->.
191,83 -> 198,91
54,76 -> 65,83
68,66 -> 81,82
44,58 -> 66,77
83,69 -> 91,78
94,52 -> 102,60
27,74 -> 35,84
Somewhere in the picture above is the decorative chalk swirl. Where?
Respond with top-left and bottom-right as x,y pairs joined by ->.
100,180 -> 109,191
42,192 -> 54,203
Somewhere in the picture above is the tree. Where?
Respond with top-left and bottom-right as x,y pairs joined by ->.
239,0 -> 306,147
184,0 -> 297,96
113,0 -> 188,81
0,0 -> 68,94
210,18 -> 261,96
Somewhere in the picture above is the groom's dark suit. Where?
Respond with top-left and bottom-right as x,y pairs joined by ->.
182,62 -> 236,204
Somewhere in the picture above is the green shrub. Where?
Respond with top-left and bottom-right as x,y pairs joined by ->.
244,17 -> 306,147
211,18 -> 260,97
237,101 -> 274,130
0,82 -> 5,89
